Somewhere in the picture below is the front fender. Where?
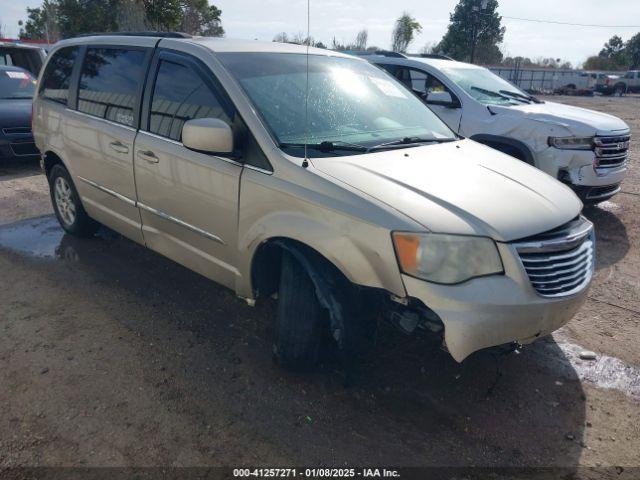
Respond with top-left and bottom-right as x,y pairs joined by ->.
236,210 -> 406,300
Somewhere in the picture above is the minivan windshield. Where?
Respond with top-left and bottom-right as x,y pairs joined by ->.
218,53 -> 456,157
0,68 -> 37,99
438,65 -> 536,106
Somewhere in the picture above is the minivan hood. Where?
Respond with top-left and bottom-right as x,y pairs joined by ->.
490,100 -> 629,136
313,139 -> 582,242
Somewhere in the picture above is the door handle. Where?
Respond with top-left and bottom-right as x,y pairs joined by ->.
109,141 -> 129,154
137,150 -> 159,164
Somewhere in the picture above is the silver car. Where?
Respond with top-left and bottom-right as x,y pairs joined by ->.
33,34 -> 594,370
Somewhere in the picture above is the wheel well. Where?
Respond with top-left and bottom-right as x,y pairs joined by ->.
250,238 -> 349,300
471,135 -> 534,165
43,151 -> 64,179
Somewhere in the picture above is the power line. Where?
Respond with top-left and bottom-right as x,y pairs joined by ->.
480,12 -> 640,28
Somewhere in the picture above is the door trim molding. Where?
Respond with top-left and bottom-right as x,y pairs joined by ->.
77,175 -> 137,206
138,201 -> 226,245
77,175 -> 225,245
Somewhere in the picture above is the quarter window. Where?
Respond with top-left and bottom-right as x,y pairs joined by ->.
149,60 -> 230,142
78,48 -> 146,127
39,46 -> 78,105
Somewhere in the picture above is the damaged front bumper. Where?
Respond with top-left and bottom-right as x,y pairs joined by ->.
398,238 -> 591,362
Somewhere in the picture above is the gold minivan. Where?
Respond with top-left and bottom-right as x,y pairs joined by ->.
33,34 -> 594,370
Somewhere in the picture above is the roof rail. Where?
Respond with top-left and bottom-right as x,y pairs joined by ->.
345,50 -> 407,58
76,31 -> 192,39
417,53 -> 453,60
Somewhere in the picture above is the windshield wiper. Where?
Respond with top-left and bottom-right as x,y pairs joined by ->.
470,86 -> 516,102
367,136 -> 456,152
279,140 -> 369,154
499,90 -> 543,104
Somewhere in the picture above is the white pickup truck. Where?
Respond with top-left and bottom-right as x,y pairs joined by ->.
362,53 -> 631,204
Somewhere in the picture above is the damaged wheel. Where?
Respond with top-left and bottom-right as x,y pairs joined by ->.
274,251 -> 328,371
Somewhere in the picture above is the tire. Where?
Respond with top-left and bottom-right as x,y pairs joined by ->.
48,164 -> 99,237
274,251 -> 328,371
615,85 -> 626,97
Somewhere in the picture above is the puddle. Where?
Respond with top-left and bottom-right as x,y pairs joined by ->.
532,339 -> 640,400
0,215 -> 67,259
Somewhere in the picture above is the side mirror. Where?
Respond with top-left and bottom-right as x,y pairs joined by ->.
182,118 -> 234,155
425,91 -> 459,108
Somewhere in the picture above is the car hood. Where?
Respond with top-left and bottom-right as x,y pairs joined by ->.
489,100 -> 629,136
313,139 -> 582,242
0,99 -> 32,128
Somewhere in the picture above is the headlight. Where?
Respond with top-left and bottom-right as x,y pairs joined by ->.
548,136 -> 594,150
392,232 -> 503,284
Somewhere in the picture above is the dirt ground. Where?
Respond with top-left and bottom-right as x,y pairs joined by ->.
0,95 -> 639,473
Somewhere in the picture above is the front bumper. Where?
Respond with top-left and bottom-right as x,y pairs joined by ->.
0,128 -> 39,160
402,240 -> 590,362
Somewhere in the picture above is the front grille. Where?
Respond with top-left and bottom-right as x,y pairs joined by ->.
2,127 -> 31,136
593,135 -> 630,171
513,216 -> 595,297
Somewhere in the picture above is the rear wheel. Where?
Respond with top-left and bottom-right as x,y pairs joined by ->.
615,84 -> 626,96
274,251 -> 328,371
48,164 -> 99,237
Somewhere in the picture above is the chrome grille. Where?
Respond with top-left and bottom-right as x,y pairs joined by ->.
593,135 -> 630,171
513,216 -> 595,297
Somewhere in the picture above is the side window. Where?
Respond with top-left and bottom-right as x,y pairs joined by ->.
409,69 -> 428,93
39,46 -> 79,105
78,47 -> 146,127
391,67 -> 413,90
423,72 -> 447,95
149,60 -> 230,142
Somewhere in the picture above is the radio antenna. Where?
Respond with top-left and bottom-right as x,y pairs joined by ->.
302,0 -> 310,168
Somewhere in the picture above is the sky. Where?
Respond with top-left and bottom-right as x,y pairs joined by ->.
2,0 -> 640,66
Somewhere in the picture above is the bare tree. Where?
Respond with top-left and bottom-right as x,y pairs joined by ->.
273,32 -> 289,43
420,42 -> 437,55
391,12 -> 422,53
354,29 -> 367,50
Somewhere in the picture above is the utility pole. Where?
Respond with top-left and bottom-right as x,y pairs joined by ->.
470,0 -> 489,64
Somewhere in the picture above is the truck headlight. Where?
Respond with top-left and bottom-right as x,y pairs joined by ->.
392,232 -> 504,284
548,136 -> 594,150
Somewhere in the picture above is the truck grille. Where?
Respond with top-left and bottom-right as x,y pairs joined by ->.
593,135 -> 630,171
513,216 -> 595,297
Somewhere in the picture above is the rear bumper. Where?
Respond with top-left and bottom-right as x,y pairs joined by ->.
0,131 -> 40,160
401,240 -> 591,362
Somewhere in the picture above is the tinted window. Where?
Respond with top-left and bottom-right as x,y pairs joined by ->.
0,68 -> 37,99
78,48 -> 146,127
39,47 -> 78,105
149,60 -> 230,141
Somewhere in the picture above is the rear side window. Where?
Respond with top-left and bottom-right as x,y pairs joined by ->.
78,48 -> 146,127
39,46 -> 79,105
149,60 -> 230,141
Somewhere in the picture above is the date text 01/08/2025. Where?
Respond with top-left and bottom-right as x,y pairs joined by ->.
232,468 -> 401,478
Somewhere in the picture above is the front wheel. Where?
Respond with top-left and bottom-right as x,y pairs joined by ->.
273,251 -> 328,371
48,164 -> 99,237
